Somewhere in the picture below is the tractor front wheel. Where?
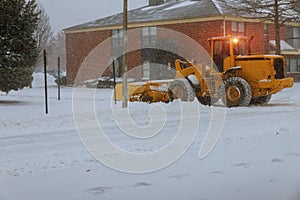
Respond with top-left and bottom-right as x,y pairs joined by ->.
221,77 -> 252,107
168,78 -> 195,102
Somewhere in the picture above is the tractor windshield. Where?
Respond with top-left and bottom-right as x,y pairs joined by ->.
232,38 -> 248,56
212,37 -> 248,72
213,40 -> 230,72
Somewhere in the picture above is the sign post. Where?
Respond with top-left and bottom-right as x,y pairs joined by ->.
57,57 -> 61,101
113,58 -> 117,105
122,0 -> 128,108
43,50 -> 48,114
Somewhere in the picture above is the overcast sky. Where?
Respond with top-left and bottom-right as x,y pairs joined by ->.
36,0 -> 149,33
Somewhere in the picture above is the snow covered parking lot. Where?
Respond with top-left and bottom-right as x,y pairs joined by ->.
0,83 -> 300,200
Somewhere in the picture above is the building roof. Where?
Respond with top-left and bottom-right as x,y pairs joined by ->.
65,0 -> 231,32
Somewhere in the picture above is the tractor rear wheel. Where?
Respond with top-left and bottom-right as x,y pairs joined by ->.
221,77 -> 252,107
168,78 -> 195,102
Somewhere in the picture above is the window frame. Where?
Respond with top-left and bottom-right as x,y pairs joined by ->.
141,26 -> 157,46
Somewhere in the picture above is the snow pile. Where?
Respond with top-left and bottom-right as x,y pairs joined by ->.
31,72 -> 57,88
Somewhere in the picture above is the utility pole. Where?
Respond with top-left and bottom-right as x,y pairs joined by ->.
122,0 -> 128,108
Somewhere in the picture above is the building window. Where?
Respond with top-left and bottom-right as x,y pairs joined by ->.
264,24 -> 270,53
111,29 -> 123,56
111,29 -> 124,77
232,21 -> 237,32
238,22 -> 245,32
231,21 -> 245,35
287,27 -> 300,49
112,29 -> 123,44
142,61 -> 151,80
287,58 -> 300,72
142,26 -> 157,46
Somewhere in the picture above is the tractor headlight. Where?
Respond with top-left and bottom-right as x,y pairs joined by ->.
233,38 -> 239,44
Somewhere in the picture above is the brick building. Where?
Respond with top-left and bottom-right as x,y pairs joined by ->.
64,0 -> 300,85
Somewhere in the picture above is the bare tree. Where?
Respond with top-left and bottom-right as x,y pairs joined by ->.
47,31 -> 66,72
34,4 -> 54,71
225,0 -> 300,54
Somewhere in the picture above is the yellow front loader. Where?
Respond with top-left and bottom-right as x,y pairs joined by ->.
115,36 -> 294,107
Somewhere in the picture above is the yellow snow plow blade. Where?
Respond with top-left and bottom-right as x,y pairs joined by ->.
115,80 -> 172,103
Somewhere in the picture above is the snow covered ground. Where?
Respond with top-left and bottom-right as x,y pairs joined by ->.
0,83 -> 300,200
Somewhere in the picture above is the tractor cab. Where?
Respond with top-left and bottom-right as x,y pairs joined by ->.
209,36 -> 249,72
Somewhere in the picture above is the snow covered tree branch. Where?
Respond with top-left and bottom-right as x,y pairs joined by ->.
225,0 -> 300,54
34,4 -> 54,72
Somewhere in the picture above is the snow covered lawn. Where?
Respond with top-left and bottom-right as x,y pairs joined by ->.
0,83 -> 300,200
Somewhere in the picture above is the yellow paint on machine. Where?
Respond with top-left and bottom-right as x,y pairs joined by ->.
114,36 -> 294,107
115,80 -> 172,103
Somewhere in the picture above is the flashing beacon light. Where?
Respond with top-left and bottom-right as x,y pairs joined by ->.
233,37 -> 239,44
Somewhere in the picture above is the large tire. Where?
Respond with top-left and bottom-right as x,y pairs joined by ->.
195,83 -> 219,106
251,95 -> 272,105
221,77 -> 252,107
168,78 -> 195,102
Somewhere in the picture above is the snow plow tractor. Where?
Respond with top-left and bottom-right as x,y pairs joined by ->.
115,36 -> 294,107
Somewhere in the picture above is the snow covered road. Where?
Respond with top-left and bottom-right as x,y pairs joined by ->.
0,84 -> 300,200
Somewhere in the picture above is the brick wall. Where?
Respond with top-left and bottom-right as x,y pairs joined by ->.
65,29 -> 143,85
160,21 -> 269,56
126,29 -> 143,80
65,20 -> 290,84
65,30 -> 111,85
267,24 -> 287,41
244,22 -> 265,53
161,21 -> 224,58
